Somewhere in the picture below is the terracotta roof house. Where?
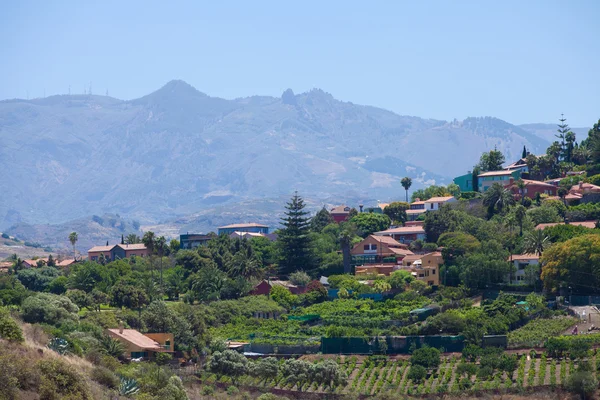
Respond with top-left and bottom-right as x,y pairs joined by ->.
107,328 -> 173,360
374,226 -> 426,245
407,201 -> 427,221
250,279 -> 308,296
505,158 -> 529,174
218,223 -> 269,235
0,261 -> 12,273
507,254 -> 539,285
330,205 -> 351,223
355,264 -> 399,277
351,235 -> 413,268
398,252 -> 442,286
570,182 -> 600,196
505,178 -> 557,199
21,258 -> 48,268
88,243 -> 150,262
179,233 -> 212,249
56,259 -> 76,268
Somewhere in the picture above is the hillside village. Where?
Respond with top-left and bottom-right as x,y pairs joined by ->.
3,118 -> 600,399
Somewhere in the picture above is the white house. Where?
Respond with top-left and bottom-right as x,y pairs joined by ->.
507,254 -> 539,284
424,196 -> 457,211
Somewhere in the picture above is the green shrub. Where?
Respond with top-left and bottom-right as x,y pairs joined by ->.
156,375 -> 188,400
91,366 -> 119,388
21,293 -> 79,326
410,347 -> 441,369
565,370 -> 597,397
201,385 -> 215,395
407,365 -> 427,382
0,307 -> 24,342
476,365 -> 493,380
456,362 -> 477,377
227,385 -> 240,395
155,352 -> 173,366
38,358 -> 91,400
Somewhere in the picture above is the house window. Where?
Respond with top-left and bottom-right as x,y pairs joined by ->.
430,204 -> 434,210
165,340 -> 171,348
364,245 -> 369,251
432,269 -> 436,275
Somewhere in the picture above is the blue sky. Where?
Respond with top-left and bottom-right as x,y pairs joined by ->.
1,0 -> 598,126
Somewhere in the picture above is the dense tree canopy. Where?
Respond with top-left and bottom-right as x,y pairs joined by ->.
541,234 -> 600,293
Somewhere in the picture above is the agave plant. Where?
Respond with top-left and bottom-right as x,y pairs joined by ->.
47,337 -> 69,355
119,377 -> 140,397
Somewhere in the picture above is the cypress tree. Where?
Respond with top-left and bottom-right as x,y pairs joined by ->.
522,145 -> 527,159
278,192 -> 314,275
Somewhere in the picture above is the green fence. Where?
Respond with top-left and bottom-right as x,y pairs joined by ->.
321,335 -> 466,354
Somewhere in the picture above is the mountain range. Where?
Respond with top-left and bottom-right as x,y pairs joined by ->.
0,80 -> 589,245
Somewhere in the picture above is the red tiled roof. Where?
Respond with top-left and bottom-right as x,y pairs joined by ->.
88,245 -> 116,253
536,221 -> 597,230
117,243 -> 147,251
425,196 -> 455,203
410,201 -> 426,205
390,248 -> 415,256
219,223 -> 268,229
402,255 -> 422,263
107,329 -> 162,350
57,259 -> 76,267
375,226 -> 425,235
330,205 -> 351,214
406,209 -> 426,214
509,253 -> 540,261
516,179 -> 556,189
478,170 -> 514,177
369,235 -> 404,246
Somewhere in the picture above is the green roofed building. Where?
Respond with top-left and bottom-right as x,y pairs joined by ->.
453,172 -> 474,192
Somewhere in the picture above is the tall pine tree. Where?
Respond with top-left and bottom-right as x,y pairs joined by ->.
556,114 -> 569,161
278,192 -> 314,276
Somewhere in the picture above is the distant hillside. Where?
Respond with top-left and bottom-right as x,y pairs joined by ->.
0,80 -> 555,227
0,232 -> 52,260
5,214 -> 142,253
519,123 -> 589,144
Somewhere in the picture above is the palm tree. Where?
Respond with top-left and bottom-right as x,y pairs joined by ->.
558,187 -> 568,207
156,236 -> 167,295
68,232 -> 78,260
227,245 -> 261,278
126,234 -> 141,244
514,204 -> 527,236
524,229 -> 550,256
565,131 -> 576,162
339,224 -> 357,274
482,183 -> 515,216
99,335 -> 125,358
142,231 -> 156,284
515,179 -> 526,205
401,177 -> 412,202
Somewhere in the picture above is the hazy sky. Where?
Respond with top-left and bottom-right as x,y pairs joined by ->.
1,0 -> 599,126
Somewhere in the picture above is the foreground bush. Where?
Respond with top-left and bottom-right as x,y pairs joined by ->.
91,365 -> 119,389
38,358 -> 91,400
0,307 -> 24,342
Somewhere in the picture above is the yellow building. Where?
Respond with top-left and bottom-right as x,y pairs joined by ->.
107,328 -> 173,360
400,251 -> 442,286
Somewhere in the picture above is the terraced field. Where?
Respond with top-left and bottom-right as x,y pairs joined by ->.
196,353 -> 595,396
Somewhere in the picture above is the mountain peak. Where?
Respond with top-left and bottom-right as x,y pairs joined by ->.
157,80 -> 206,96
132,80 -> 207,105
